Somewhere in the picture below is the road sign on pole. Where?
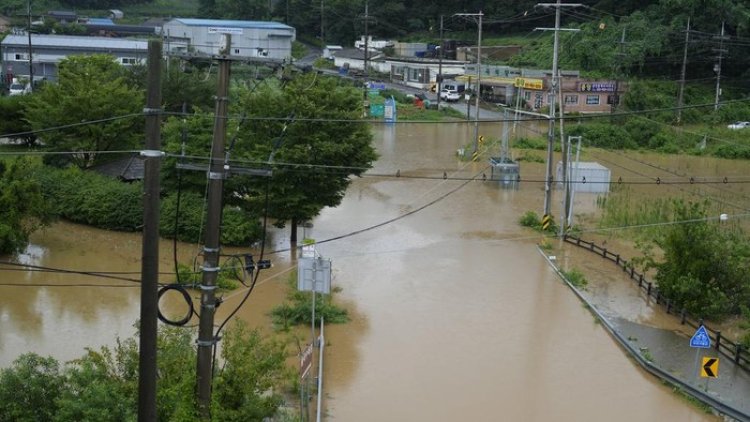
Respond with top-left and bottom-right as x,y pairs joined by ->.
690,325 -> 711,349
701,357 -> 719,378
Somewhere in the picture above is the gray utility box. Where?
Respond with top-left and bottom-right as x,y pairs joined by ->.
556,161 -> 611,194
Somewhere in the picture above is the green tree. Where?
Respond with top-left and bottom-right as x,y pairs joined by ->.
0,353 -> 64,421
24,55 -> 144,169
0,157 -> 54,255
0,324 -> 292,421
649,200 -> 750,320
162,74 -> 377,244
212,321 -> 292,421
0,95 -> 36,146
231,74 -> 377,243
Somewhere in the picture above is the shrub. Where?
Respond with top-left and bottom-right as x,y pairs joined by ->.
519,210 -> 541,228
34,166 -> 264,246
561,268 -> 588,289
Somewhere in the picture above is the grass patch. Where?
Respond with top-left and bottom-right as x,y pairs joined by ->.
561,268 -> 588,289
270,275 -> 349,331
666,383 -> 714,414
640,347 -> 654,362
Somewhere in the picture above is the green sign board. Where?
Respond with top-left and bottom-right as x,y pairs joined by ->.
370,104 -> 385,117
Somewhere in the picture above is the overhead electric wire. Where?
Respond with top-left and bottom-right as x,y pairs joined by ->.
0,260 -> 144,283
0,112 -> 144,139
267,165 -> 489,255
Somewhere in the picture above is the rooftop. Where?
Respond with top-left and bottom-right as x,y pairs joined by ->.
168,18 -> 293,31
1,34 -> 148,50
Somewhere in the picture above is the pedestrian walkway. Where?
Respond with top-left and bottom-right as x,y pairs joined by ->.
541,250 -> 750,422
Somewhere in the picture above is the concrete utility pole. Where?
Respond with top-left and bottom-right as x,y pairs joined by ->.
454,12 -> 483,154
436,15 -> 444,109
138,40 -> 163,422
362,0 -> 370,118
713,22 -> 727,111
536,1 -> 581,218
196,34 -> 232,419
611,28 -> 626,115
26,0 -> 33,91
676,18 -> 690,123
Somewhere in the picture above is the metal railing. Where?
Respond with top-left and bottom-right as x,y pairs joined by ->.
563,234 -> 750,372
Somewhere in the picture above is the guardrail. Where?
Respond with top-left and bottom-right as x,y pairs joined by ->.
563,234 -> 750,372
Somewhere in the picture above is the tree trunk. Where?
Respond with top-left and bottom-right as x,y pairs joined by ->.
290,218 -> 298,244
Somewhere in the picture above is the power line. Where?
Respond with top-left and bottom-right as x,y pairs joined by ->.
0,113 -> 144,139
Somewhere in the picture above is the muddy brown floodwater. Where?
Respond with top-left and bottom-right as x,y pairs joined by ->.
0,118 -> 726,421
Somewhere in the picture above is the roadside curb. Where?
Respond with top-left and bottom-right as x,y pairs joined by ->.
538,247 -> 750,422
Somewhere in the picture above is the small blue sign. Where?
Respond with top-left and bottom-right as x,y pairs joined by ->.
690,325 -> 711,349
367,82 -> 386,90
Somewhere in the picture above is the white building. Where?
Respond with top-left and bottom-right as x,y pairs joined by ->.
1,34 -> 148,83
163,18 -> 295,60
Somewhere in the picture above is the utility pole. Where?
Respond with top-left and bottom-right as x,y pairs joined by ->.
713,22 -> 727,111
362,0 -> 370,118
138,39 -> 163,422
436,15 -> 443,109
196,34 -> 232,419
536,1 -> 581,218
466,75 -> 472,120
676,18 -> 690,124
454,12 -> 483,154
320,0 -> 324,47
26,0 -> 33,91
611,28 -> 626,114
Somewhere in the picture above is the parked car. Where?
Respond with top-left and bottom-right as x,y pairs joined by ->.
727,121 -> 750,130
8,81 -> 30,96
439,80 -> 465,102
440,88 -> 462,102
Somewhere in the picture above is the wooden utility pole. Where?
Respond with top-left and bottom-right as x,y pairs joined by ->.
138,39 -> 163,422
196,34 -> 232,419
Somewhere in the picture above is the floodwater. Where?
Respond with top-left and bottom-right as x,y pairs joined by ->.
0,118 -> 730,421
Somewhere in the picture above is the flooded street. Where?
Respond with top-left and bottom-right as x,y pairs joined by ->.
0,118 -> 733,420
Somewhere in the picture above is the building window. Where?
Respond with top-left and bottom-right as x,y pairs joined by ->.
607,94 -> 620,105
524,91 -> 532,101
234,48 -> 240,54
586,95 -> 600,105
564,95 -> 579,105
14,53 -> 28,61
121,57 -> 137,65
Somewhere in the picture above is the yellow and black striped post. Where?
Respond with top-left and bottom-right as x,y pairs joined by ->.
541,214 -> 552,231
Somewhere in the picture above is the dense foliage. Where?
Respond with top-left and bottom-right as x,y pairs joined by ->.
0,323 -> 293,421
0,95 -> 36,146
636,200 -> 750,320
25,55 -> 144,169
0,158 -> 53,255
162,73 -> 377,243
30,165 -> 262,245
